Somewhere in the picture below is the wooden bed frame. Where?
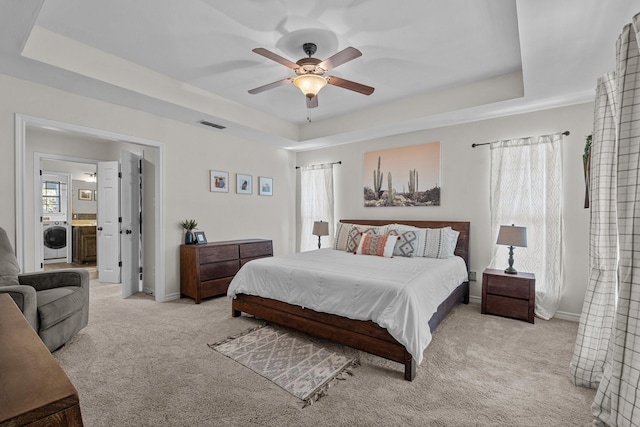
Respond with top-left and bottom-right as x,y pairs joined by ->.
231,220 -> 471,381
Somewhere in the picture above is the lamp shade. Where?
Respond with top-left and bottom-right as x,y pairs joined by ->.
293,74 -> 327,98
496,225 -> 527,247
312,221 -> 329,236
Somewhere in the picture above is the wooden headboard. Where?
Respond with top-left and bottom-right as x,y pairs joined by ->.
340,219 -> 471,272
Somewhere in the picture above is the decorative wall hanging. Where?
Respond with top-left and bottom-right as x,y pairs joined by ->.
363,142 -> 441,207
210,170 -> 229,193
78,189 -> 93,201
259,177 -> 273,196
236,174 -> 252,195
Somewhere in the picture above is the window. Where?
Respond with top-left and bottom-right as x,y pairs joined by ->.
42,181 -> 61,213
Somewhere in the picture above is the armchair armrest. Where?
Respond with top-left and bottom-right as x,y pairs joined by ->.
0,286 -> 37,330
18,269 -> 90,292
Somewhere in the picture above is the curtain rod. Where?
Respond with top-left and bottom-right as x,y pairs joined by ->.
295,161 -> 342,169
471,130 -> 570,148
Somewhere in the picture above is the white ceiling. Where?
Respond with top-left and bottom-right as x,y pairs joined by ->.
0,1 -> 637,150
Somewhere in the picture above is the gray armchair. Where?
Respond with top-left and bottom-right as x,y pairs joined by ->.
0,226 -> 89,352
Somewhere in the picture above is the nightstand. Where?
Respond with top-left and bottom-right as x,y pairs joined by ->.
481,268 -> 535,323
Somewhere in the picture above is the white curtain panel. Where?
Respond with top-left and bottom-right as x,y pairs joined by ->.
592,15 -> 640,427
489,134 -> 563,320
299,164 -> 334,252
569,73 -> 619,389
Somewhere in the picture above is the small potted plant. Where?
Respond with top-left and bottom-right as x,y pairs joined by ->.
179,219 -> 198,245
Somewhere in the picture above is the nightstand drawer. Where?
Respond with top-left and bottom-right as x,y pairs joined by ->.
486,275 -> 530,299
485,294 -> 530,321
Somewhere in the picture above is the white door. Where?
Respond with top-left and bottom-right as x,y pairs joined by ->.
97,161 -> 120,283
120,151 -> 142,298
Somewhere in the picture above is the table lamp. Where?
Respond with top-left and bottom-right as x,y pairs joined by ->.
312,221 -> 329,249
496,224 -> 527,274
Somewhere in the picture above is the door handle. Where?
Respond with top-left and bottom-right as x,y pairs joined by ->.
97,227 -> 103,231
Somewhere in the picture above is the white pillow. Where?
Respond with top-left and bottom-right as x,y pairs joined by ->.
355,232 -> 398,258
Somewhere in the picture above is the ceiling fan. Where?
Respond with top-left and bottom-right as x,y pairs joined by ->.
248,42 -> 375,109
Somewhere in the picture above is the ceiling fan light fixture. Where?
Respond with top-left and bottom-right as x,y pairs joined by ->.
293,74 -> 327,98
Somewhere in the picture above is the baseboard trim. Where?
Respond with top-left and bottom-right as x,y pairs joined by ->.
469,295 -> 481,305
553,310 -> 581,322
163,292 -> 181,302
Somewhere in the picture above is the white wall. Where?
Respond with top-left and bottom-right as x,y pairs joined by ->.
0,73 -> 296,299
296,103 -> 593,318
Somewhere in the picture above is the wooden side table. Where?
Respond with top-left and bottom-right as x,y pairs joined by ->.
481,268 -> 535,323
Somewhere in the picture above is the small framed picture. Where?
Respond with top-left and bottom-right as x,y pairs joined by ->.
259,177 -> 273,196
236,174 -> 252,195
78,189 -> 93,201
210,170 -> 229,193
194,231 -> 207,244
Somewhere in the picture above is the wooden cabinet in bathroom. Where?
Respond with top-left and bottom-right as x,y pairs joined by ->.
72,226 -> 97,264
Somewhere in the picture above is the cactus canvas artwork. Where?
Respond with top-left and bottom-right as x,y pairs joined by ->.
363,142 -> 441,207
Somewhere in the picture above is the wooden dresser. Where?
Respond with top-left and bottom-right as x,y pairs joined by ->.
0,294 -> 83,426
180,239 -> 273,304
481,268 -> 536,323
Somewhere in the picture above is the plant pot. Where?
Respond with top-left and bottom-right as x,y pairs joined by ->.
184,230 -> 195,245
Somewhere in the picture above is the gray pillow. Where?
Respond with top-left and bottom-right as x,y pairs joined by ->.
0,227 -> 20,286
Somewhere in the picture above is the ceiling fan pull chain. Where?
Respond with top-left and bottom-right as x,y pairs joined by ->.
307,108 -> 312,123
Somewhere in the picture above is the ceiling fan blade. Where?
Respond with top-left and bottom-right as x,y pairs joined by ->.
317,47 -> 362,71
326,76 -> 375,95
252,48 -> 299,70
306,95 -> 319,109
248,78 -> 293,94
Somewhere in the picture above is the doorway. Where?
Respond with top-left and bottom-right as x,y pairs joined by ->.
15,113 -> 166,302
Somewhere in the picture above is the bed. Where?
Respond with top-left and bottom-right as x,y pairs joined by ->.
229,219 -> 470,381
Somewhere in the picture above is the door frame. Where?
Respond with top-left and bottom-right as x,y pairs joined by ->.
15,113 -> 166,302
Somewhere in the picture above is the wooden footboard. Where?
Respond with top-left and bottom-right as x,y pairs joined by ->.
232,280 -> 469,381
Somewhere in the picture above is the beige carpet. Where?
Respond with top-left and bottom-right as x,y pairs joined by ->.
53,281 -> 596,426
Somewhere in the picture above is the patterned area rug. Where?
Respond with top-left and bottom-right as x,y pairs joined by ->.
209,326 -> 358,405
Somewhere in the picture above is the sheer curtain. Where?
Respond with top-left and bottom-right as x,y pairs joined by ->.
299,163 -> 335,252
489,133 -> 564,320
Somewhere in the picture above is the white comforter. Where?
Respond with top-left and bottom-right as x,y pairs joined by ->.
227,249 -> 468,365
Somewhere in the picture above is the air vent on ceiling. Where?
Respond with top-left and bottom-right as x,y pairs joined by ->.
198,120 -> 226,130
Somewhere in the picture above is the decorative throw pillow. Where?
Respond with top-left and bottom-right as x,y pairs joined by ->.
415,228 -> 448,259
333,222 -> 351,251
387,228 -> 417,257
355,232 -> 398,258
342,224 -> 385,253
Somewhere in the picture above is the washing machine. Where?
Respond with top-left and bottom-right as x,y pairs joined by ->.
43,221 -> 68,261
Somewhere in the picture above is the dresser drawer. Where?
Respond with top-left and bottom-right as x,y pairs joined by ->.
199,245 -> 239,264
240,241 -> 273,259
485,294 -> 530,321
201,277 -> 233,298
486,275 -> 530,299
240,255 -> 270,267
200,260 -> 240,281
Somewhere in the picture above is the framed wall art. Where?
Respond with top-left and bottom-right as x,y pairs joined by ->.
363,141 -> 441,207
259,177 -> 273,196
236,174 -> 252,195
210,170 -> 229,193
78,189 -> 93,201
